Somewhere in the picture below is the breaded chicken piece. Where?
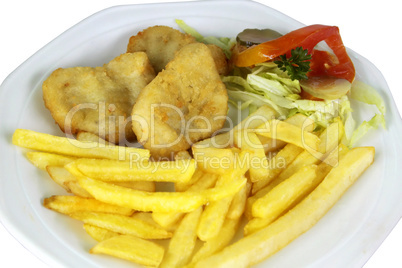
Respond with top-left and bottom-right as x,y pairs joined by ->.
131,43 -> 228,159
42,52 -> 155,143
207,43 -> 229,76
127,25 -> 229,75
127,25 -> 196,73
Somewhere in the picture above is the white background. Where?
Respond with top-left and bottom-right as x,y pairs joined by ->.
0,0 -> 400,267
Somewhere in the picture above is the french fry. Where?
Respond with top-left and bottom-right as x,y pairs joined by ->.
256,113 -> 315,154
160,207 -> 203,268
278,120 -> 345,183
48,163 -> 155,193
70,211 -> 172,239
248,120 -> 345,214
255,119 -> 320,151
245,143 -> 350,222
64,181 -> 92,198
74,158 -> 196,183
244,165 -> 318,235
197,171 -> 246,241
130,212 -> 179,232
235,105 -> 277,130
246,148 -> 349,239
153,172 -> 218,228
284,113 -> 315,132
83,224 -> 119,242
113,181 -> 155,192
197,195 -> 233,241
193,105 -> 277,149
234,131 -> 269,182
252,165 -> 318,219
226,181 -> 251,220
46,166 -> 92,197
174,168 -> 205,192
190,180 -> 249,265
74,175 -> 206,213
252,143 -> 304,194
245,183 -> 275,220
71,163 -> 245,213
90,235 -> 165,267
27,152 -> 76,170
43,195 -> 134,216
152,212 -> 185,230
203,176 -> 247,203
186,172 -> 219,192
192,147 -> 237,174
274,150 -> 320,186
12,129 -> 150,161
194,147 -> 375,267
189,218 -> 240,266
132,212 -> 164,227
46,166 -> 76,192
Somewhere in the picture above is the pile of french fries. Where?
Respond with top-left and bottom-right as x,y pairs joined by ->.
12,105 -> 375,267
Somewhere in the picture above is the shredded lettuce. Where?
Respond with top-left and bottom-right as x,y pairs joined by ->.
223,68 -> 350,129
175,19 -> 236,58
346,81 -> 386,146
225,72 -> 386,146
338,95 -> 356,143
350,80 -> 386,128
227,89 -> 288,116
349,114 -> 384,147
175,19 -> 204,41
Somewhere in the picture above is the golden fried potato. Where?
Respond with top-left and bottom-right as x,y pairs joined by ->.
131,43 -> 228,159
42,52 -> 155,143
70,211 -> 172,239
83,224 -> 119,242
26,151 -> 76,170
194,147 -> 375,267
90,234 -> 165,267
127,25 -> 229,75
160,207 -> 202,268
13,129 -> 150,161
43,195 -> 134,216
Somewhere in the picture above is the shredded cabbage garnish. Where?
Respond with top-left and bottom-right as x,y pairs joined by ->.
347,81 -> 386,146
175,19 -> 236,58
175,20 -> 386,147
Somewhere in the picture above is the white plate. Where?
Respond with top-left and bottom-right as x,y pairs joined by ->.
1,1 -> 401,267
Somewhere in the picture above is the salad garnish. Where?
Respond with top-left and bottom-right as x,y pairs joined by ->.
274,47 -> 312,81
176,21 -> 386,147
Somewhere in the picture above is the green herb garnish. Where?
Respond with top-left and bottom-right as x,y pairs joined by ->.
274,47 -> 312,81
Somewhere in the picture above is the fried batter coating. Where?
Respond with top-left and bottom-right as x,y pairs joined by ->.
127,25 -> 229,75
42,52 -> 155,143
127,26 -> 196,73
131,43 -> 228,159
207,44 -> 230,76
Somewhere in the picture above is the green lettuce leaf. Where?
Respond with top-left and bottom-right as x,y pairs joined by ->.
175,19 -> 235,58
350,80 -> 386,128
349,114 -> 385,147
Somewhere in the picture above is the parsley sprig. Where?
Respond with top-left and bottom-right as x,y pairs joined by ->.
274,47 -> 312,81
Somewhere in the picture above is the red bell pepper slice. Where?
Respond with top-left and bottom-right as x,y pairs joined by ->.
232,24 -> 355,83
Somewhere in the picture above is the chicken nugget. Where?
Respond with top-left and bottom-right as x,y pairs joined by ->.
207,44 -> 230,76
42,52 -> 155,143
127,25 -> 196,73
127,25 -> 229,75
131,43 -> 228,159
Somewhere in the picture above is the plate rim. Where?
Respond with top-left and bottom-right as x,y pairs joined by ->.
1,1 -> 402,267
